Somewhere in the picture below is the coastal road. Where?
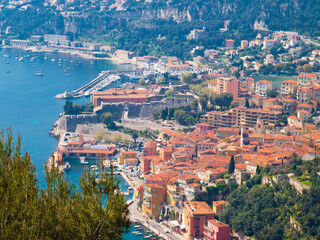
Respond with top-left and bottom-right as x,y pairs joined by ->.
128,200 -> 185,240
122,168 -> 185,240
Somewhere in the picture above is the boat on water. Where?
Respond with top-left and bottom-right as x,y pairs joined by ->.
35,72 -> 44,76
19,57 -> 24,62
6,61 -> 10,64
64,162 -> 71,171
90,165 -> 99,171
79,157 -> 88,165
134,225 -> 140,228
3,54 -> 10,58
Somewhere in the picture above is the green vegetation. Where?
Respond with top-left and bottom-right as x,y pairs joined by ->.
253,75 -> 298,88
0,129 -> 130,239
228,156 -> 235,174
2,0 -> 320,59
217,153 -> 320,239
101,112 -> 117,130
181,72 -> 197,84
153,105 -> 202,126
64,100 -> 93,115
194,182 -> 238,203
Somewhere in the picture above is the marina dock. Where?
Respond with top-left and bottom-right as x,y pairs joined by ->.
55,69 -> 140,99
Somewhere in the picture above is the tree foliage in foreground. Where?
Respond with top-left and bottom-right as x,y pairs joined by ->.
0,129 -> 130,240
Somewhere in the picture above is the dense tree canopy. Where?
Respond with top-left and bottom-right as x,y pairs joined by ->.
0,129 -> 130,240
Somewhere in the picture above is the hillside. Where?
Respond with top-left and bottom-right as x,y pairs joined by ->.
1,0 -> 319,58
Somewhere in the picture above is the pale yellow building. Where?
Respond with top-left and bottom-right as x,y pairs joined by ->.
281,79 -> 298,95
118,150 -> 137,164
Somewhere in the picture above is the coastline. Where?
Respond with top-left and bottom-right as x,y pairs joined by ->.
1,45 -> 136,66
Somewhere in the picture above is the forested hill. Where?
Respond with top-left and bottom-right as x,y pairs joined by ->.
1,0 -> 319,57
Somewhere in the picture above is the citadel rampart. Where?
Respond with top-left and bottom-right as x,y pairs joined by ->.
57,97 -> 193,132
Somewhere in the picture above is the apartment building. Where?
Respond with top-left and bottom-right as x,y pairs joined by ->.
204,219 -> 231,240
203,107 -> 281,128
118,150 -> 137,164
43,34 -> 69,44
298,72 -> 317,86
255,80 -> 273,96
10,39 -> 30,48
184,201 -> 215,239
281,79 -> 298,95
215,77 -> 240,99
215,127 -> 239,139
296,87 -> 312,103
143,141 -> 158,156
226,39 -> 234,49
143,184 -> 166,219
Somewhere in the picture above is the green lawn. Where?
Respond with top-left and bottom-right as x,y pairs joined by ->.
253,75 -> 298,88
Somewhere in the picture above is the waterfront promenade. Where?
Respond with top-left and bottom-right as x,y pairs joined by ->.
120,170 -> 186,240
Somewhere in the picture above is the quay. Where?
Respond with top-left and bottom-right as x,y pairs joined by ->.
55,69 -> 141,99
120,170 -> 185,240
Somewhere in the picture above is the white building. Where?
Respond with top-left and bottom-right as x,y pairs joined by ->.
255,80 -> 273,96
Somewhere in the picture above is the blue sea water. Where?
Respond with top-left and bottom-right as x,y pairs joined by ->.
0,48 -> 160,240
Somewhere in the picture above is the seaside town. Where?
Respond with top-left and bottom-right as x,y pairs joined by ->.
14,30 -> 316,240
1,0 -> 320,238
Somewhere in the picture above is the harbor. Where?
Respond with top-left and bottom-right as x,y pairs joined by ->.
55,69 -> 141,99
0,48 -> 157,240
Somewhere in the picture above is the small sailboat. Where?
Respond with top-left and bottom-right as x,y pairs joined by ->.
35,72 -> 44,76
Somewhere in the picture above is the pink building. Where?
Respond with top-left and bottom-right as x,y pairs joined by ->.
204,219 -> 231,240
226,79 -> 240,99
143,141 -> 157,156
216,77 -> 240,99
196,123 -> 213,132
226,39 -> 234,49
184,201 -> 215,239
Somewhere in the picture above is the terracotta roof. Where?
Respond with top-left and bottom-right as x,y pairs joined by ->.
68,141 -> 83,145
257,80 -> 272,84
184,201 -> 215,215
282,79 -> 298,84
298,72 -> 317,78
212,200 -> 227,207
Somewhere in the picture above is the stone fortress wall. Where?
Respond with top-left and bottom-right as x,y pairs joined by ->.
57,96 -> 193,132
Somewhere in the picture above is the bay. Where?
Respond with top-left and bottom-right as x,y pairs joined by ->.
0,48 -> 160,240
